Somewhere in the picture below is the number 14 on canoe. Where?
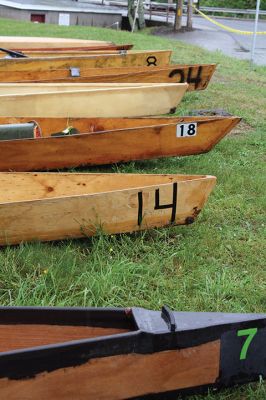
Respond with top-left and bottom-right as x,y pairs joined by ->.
0,173 -> 216,246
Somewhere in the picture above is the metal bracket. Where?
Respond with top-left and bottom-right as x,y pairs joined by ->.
161,305 -> 176,332
70,67 -> 80,77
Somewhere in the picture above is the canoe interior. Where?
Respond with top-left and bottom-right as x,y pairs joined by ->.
0,173 -> 208,204
0,82 -> 181,96
0,116 -> 230,138
0,307 -> 135,353
0,325 -> 130,353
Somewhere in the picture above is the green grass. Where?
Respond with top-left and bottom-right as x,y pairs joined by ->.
0,18 -> 265,399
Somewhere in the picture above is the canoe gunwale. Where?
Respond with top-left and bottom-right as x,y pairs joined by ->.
0,173 -> 215,205
0,306 -> 265,383
0,116 -> 240,143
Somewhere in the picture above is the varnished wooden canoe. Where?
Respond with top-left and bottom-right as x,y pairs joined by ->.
0,36 -> 114,49
0,305 -> 264,399
0,45 -> 134,55
0,50 -> 172,72
0,63 -> 216,91
0,116 -> 240,171
0,172 -> 215,245
0,83 -> 187,117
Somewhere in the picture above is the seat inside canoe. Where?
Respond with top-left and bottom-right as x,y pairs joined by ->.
0,173 -> 206,204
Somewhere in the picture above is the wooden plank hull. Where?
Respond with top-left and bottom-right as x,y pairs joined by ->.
0,45 -> 134,54
0,50 -> 172,70
0,306 -> 265,399
0,172 -> 215,245
0,64 -> 216,91
0,36 -> 113,49
0,116 -> 241,171
0,83 -> 187,117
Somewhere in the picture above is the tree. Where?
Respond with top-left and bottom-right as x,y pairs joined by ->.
128,0 -> 146,31
174,0 -> 183,31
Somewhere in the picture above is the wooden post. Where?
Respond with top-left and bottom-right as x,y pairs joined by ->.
174,0 -> 183,31
187,0 -> 193,30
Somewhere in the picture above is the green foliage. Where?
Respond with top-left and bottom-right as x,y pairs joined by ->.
201,0 -> 266,11
0,18 -> 265,399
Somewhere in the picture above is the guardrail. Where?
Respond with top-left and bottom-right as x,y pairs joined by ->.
83,1 -> 266,20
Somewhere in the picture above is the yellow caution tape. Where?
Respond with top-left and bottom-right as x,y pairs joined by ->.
193,6 -> 266,35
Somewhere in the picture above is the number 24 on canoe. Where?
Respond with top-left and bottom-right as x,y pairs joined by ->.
0,173 -> 216,246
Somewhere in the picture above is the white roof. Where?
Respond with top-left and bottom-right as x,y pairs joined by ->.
0,0 -> 123,14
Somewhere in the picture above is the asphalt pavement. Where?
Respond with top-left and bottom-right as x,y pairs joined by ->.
157,15 -> 266,66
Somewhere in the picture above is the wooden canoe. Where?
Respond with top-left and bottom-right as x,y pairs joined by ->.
0,50 -> 172,71
0,172 -> 215,245
0,36 -> 114,49
0,83 -> 187,118
0,116 -> 241,171
0,305 -> 265,399
0,44 -> 134,53
0,64 -> 216,91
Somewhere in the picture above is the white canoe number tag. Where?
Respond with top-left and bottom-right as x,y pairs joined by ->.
176,123 -> 197,138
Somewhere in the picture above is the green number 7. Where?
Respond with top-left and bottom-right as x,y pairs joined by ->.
237,328 -> 258,360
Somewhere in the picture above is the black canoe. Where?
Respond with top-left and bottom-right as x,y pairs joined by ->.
0,306 -> 265,399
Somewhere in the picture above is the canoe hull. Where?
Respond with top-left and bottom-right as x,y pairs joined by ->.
0,36 -> 113,49
0,172 -> 216,245
0,306 -> 265,399
0,116 -> 241,171
0,50 -> 172,71
0,84 -> 187,118
0,64 -> 216,91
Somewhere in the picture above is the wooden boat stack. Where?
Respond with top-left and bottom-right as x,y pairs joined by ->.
0,36 -> 257,399
0,36 -> 240,241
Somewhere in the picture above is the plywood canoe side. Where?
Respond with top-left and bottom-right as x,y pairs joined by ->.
0,36 -> 113,49
0,45 -> 134,55
0,325 -> 129,353
0,64 -> 216,91
0,117 -> 241,171
0,50 -> 172,70
0,84 -> 187,118
0,173 -> 216,245
0,340 -> 220,400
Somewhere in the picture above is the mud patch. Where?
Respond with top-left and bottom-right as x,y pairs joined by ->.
229,120 -> 254,136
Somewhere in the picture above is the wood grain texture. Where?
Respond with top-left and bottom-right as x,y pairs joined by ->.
0,172 -> 216,245
0,36 -> 113,49
0,325 -> 129,353
0,116 -> 241,171
0,45 -> 134,54
0,340 -> 220,399
0,50 -> 172,71
0,83 -> 187,118
0,64 -> 216,91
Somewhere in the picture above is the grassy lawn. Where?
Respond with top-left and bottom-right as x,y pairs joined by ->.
0,17 -> 265,399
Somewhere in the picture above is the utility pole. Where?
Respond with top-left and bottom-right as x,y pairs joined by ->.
187,0 -> 193,30
174,0 -> 183,31
251,0 -> 261,66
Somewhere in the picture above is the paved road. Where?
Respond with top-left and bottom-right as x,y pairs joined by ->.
155,14 -> 266,66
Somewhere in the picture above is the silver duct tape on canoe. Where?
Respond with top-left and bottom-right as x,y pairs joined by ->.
0,121 -> 42,140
